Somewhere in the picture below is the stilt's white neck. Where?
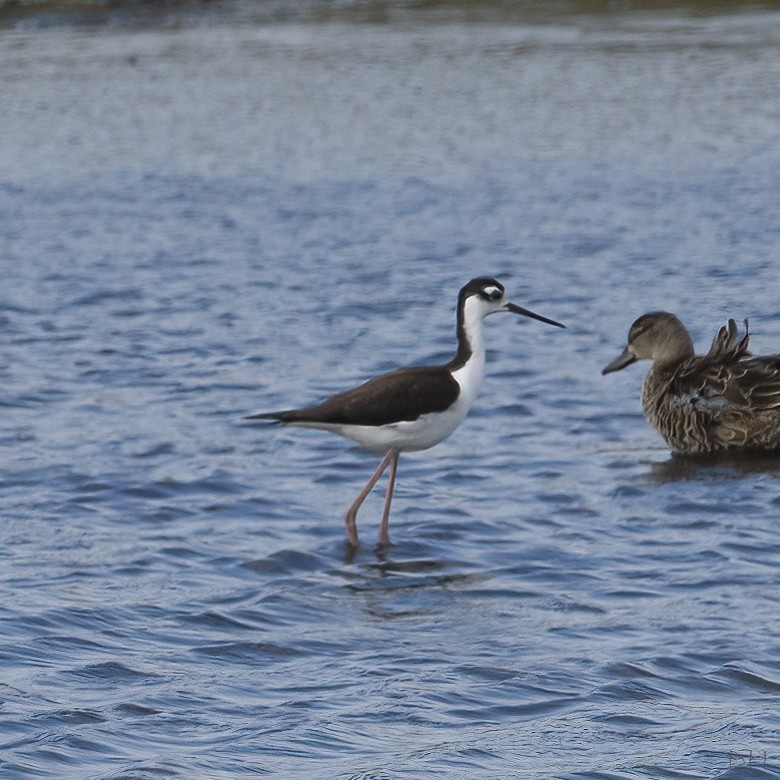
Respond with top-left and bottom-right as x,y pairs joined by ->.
450,296 -> 487,407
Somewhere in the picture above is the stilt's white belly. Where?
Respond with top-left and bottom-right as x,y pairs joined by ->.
290,398 -> 470,453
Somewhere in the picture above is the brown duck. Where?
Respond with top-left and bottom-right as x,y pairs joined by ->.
603,312 -> 780,454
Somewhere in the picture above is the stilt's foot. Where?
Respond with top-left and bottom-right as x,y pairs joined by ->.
343,541 -> 359,565
377,531 -> 393,548
344,511 -> 360,549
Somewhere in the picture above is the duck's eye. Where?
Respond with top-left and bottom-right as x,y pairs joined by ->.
630,322 -> 653,341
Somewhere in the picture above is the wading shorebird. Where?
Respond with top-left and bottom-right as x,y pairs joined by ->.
603,312 -> 780,454
248,277 -> 564,549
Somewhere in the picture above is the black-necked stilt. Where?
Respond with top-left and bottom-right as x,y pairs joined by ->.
248,277 -> 564,549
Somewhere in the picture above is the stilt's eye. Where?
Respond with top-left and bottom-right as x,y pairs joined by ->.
482,286 -> 503,301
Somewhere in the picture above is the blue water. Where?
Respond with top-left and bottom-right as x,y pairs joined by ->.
2,8 -> 780,779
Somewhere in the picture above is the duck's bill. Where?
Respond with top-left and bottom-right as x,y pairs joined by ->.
504,302 -> 565,328
602,347 -> 637,375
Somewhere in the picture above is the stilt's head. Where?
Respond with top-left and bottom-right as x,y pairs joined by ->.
458,277 -> 565,327
450,277 -> 565,372
602,311 -> 695,374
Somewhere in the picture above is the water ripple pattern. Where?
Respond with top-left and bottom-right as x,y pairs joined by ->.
1,5 -> 780,779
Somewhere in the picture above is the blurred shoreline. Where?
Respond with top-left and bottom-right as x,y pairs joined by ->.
4,0 -> 780,30
3,0 -> 780,184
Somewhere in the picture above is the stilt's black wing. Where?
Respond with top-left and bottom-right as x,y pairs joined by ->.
247,366 -> 460,427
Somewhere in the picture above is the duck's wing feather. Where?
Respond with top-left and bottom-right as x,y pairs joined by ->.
669,319 -> 780,412
703,317 -> 751,362
722,355 -> 780,410
250,366 -> 460,427
665,319 -> 747,403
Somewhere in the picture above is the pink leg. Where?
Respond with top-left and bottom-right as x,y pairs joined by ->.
344,449 -> 394,548
378,448 -> 399,547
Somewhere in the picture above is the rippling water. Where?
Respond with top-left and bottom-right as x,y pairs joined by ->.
2,6 -> 780,779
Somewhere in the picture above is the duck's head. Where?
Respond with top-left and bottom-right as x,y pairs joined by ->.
602,311 -> 695,374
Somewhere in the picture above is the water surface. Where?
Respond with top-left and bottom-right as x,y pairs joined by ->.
1,6 -> 780,779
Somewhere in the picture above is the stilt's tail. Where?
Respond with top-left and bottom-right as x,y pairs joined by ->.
244,410 -> 290,423
245,404 -> 330,424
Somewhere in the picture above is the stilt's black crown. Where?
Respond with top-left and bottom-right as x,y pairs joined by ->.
460,277 -> 505,304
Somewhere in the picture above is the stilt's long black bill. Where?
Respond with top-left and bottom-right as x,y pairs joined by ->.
505,302 -> 565,328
